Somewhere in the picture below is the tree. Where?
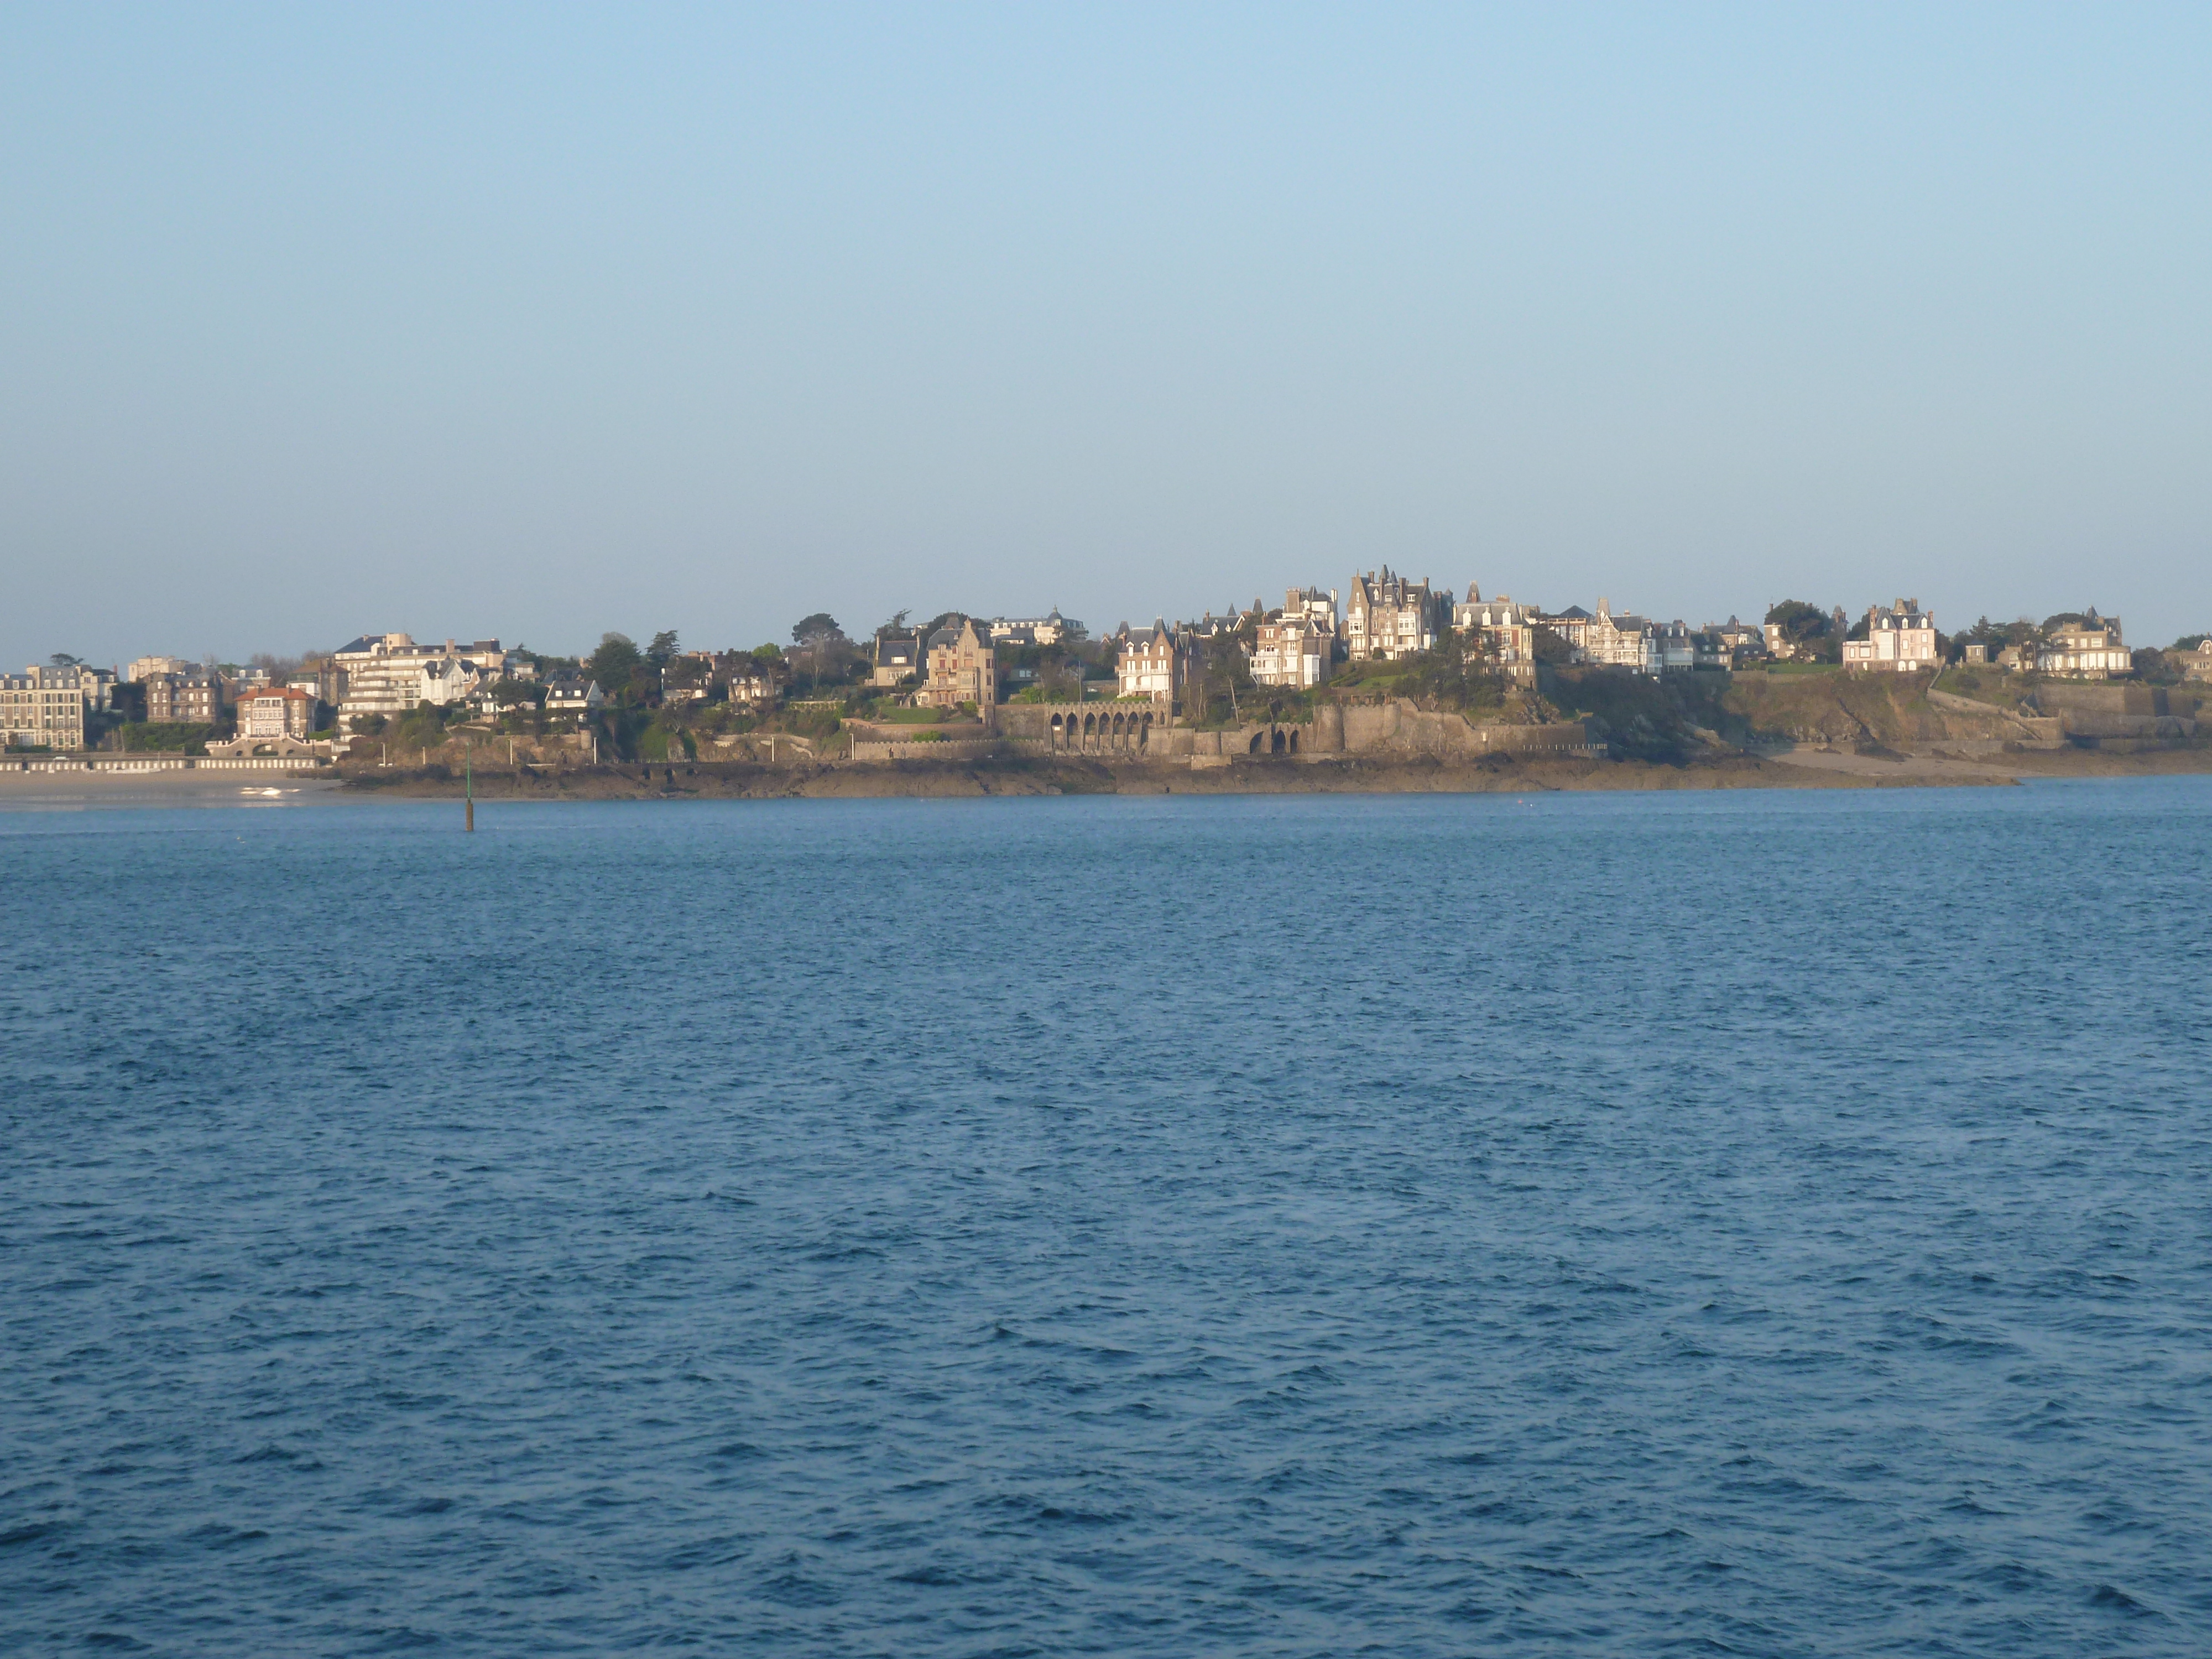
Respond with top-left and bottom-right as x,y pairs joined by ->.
1963,614 -> 2038,650
588,633 -> 644,702
2133,648 -> 2179,685
2173,633 -> 2209,651
1531,625 -> 1577,665
791,613 -> 843,649
791,613 -> 844,691
49,653 -> 84,669
1399,625 -> 1503,714
1182,633 -> 1255,724
875,609 -> 911,637
1764,601 -> 1830,648
646,630 -> 680,666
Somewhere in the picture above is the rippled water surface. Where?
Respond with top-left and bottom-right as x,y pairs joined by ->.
4,782 -> 2210,1656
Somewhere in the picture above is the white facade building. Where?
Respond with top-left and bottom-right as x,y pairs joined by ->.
988,610 -> 1081,648
1843,601 -> 1940,672
333,634 -> 524,725
1583,600 -> 1663,674
2038,615 -> 2132,679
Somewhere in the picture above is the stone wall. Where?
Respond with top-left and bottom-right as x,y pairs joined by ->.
1315,700 -> 1594,759
850,739 -> 1003,761
2028,683 -> 2198,742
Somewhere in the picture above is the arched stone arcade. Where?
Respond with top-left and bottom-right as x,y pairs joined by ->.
1047,708 -> 1154,754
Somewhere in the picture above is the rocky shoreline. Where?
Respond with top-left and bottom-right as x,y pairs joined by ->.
322,741 -> 2212,800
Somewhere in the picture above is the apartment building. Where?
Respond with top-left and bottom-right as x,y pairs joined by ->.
142,667 -> 226,724
234,686 -> 317,741
333,634 -> 524,725
0,664 -> 102,749
1843,600 -> 1940,672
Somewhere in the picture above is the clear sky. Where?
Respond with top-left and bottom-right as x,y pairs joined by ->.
4,3 -> 2209,667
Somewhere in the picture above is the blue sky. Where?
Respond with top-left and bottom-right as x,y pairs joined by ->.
3,3 -> 2208,665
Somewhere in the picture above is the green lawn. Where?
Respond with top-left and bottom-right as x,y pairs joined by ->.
872,705 -> 951,724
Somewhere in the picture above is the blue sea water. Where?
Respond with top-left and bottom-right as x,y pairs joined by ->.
3,781 -> 2210,1656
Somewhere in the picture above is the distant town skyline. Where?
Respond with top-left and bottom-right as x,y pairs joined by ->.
6,6 -> 2209,669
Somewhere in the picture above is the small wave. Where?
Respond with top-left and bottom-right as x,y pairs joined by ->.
2088,1583 -> 2162,1618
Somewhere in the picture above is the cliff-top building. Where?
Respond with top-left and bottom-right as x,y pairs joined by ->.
1347,568 -> 1447,661
2038,614 -> 2131,680
1843,600 -> 1939,672
1453,586 -> 1540,684
1250,613 -> 1332,688
1583,599 -> 1663,674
